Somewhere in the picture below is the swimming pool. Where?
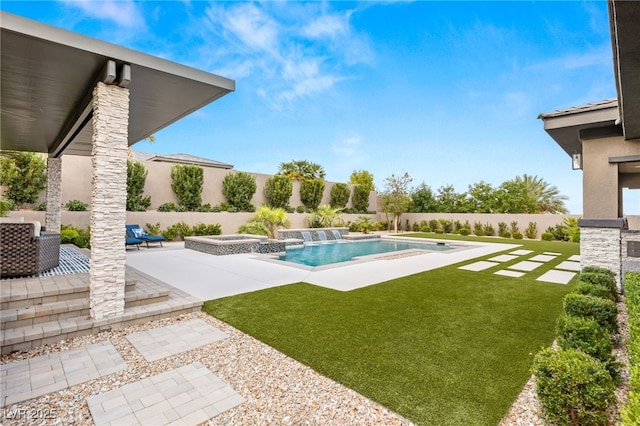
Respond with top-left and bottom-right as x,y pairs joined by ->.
278,239 -> 452,267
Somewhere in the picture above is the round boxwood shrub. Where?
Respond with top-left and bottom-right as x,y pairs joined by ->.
563,293 -> 618,333
458,228 -> 470,236
532,347 -> 615,426
541,232 -> 554,241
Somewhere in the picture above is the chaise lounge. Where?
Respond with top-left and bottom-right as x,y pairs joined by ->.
125,224 -> 166,248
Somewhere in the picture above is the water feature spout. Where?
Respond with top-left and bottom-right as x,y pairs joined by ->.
317,230 -> 327,241
300,231 -> 313,243
331,230 -> 342,240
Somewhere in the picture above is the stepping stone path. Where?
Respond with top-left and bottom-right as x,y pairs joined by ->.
458,251 -> 581,285
86,362 -> 244,426
2,320 -> 244,425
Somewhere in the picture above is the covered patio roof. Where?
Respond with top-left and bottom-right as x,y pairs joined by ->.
0,12 -> 235,157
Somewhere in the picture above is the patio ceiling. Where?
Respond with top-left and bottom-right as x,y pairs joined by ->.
0,12 -> 235,157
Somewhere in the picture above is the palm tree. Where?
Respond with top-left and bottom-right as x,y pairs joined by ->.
307,205 -> 346,228
512,174 -> 569,214
240,205 -> 291,239
278,160 -> 326,181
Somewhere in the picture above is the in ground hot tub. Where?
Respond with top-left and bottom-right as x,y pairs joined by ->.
185,234 -> 285,255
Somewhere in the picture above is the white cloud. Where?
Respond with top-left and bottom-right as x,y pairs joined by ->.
525,45 -> 611,72
62,0 -> 145,28
201,2 -> 373,109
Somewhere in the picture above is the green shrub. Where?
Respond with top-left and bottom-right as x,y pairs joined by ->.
285,206 -> 294,213
222,171 -> 257,211
512,231 -> 523,240
300,179 -> 325,211
145,222 -> 162,236
525,221 -> 538,239
0,199 -> 14,216
33,202 -> 46,211
412,222 -> 420,232
498,222 -> 510,238
509,221 -> 519,235
264,175 -> 293,209
541,232 -> 554,241
578,272 -> 618,301
191,222 -> 222,236
296,205 -> 306,213
0,151 -> 47,206
483,223 -> 495,236
352,184 -> 369,212
330,183 -> 351,209
458,228 -> 470,236
563,293 -> 618,333
238,221 -> 269,236
453,220 -> 463,232
126,160 -> 151,211
158,202 -> 176,212
65,200 -> 88,211
551,224 -> 570,242
473,221 -> 484,236
197,204 -> 214,213
531,347 -> 615,426
574,280 -> 615,302
622,364 -> 640,425
439,219 -> 452,234
622,272 -> 640,425
170,164 -> 203,211
428,219 -> 439,232
581,266 -> 615,279
60,229 -> 79,244
434,229 -> 444,234
175,204 -> 187,212
556,314 -> 618,382
162,221 -> 192,241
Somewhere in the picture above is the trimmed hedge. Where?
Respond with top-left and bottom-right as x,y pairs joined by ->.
622,272 -> 640,424
574,280 -> 616,302
532,347 -> 615,426
563,293 -> 618,333
556,314 -> 618,382
578,271 -> 618,301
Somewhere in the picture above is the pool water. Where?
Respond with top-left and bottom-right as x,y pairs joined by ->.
278,239 -> 451,267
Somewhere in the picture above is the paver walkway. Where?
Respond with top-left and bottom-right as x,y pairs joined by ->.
126,319 -> 228,362
86,362 -> 244,426
1,341 -> 126,407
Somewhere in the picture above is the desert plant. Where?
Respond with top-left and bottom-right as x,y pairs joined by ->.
330,183 -> 351,209
525,222 -> 538,239
459,228 -> 470,236
264,174 -> 292,209
307,205 -> 346,228
170,164 -> 203,211
429,219 -> 440,232
157,202 -> 176,212
126,160 -> 151,211
192,222 -> 222,236
512,231 -> 523,240
498,222 -> 509,238
483,223 -> 495,236
354,216 -> 375,234
0,151 -> 47,206
222,171 -> 257,211
33,202 -> 46,211
162,221 -> 192,241
473,221 -> 484,236
541,232 -> 554,241
0,199 -> 14,216
145,222 -> 162,236
439,219 -> 453,234
510,221 -> 519,235
238,221 -> 269,236
300,179 -> 325,211
531,347 -> 615,426
242,205 -> 290,239
65,200 -> 88,211
564,217 -> 581,242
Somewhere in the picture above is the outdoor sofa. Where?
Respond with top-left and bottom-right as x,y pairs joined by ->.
0,221 -> 60,277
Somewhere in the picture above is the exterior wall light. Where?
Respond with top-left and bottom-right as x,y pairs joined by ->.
572,152 -> 582,170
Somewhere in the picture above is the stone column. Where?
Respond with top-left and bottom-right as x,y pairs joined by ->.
580,222 -> 624,291
44,156 -> 62,233
89,81 -> 129,320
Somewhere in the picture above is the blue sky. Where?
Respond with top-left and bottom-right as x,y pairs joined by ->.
3,1 -> 630,214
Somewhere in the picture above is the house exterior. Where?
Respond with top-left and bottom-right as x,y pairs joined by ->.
538,0 -> 640,290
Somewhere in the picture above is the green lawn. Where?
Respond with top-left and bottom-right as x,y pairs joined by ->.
203,234 -> 579,425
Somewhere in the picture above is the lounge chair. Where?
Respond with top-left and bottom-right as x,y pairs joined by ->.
126,236 -> 143,250
125,224 -> 166,248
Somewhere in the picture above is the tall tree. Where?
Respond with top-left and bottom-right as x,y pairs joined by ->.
511,174 -> 569,214
464,181 -> 496,213
0,151 -> 47,206
381,172 -> 412,233
349,169 -> 376,193
436,184 -> 465,213
410,182 -> 438,213
278,160 -> 325,181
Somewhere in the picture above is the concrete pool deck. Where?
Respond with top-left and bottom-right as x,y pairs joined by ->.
126,238 -> 520,300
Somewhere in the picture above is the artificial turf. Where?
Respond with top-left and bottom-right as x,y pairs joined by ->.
202,234 -> 579,425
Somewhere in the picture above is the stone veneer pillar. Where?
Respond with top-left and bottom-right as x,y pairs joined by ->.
44,156 -> 62,233
580,226 -> 622,291
89,82 -> 129,320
